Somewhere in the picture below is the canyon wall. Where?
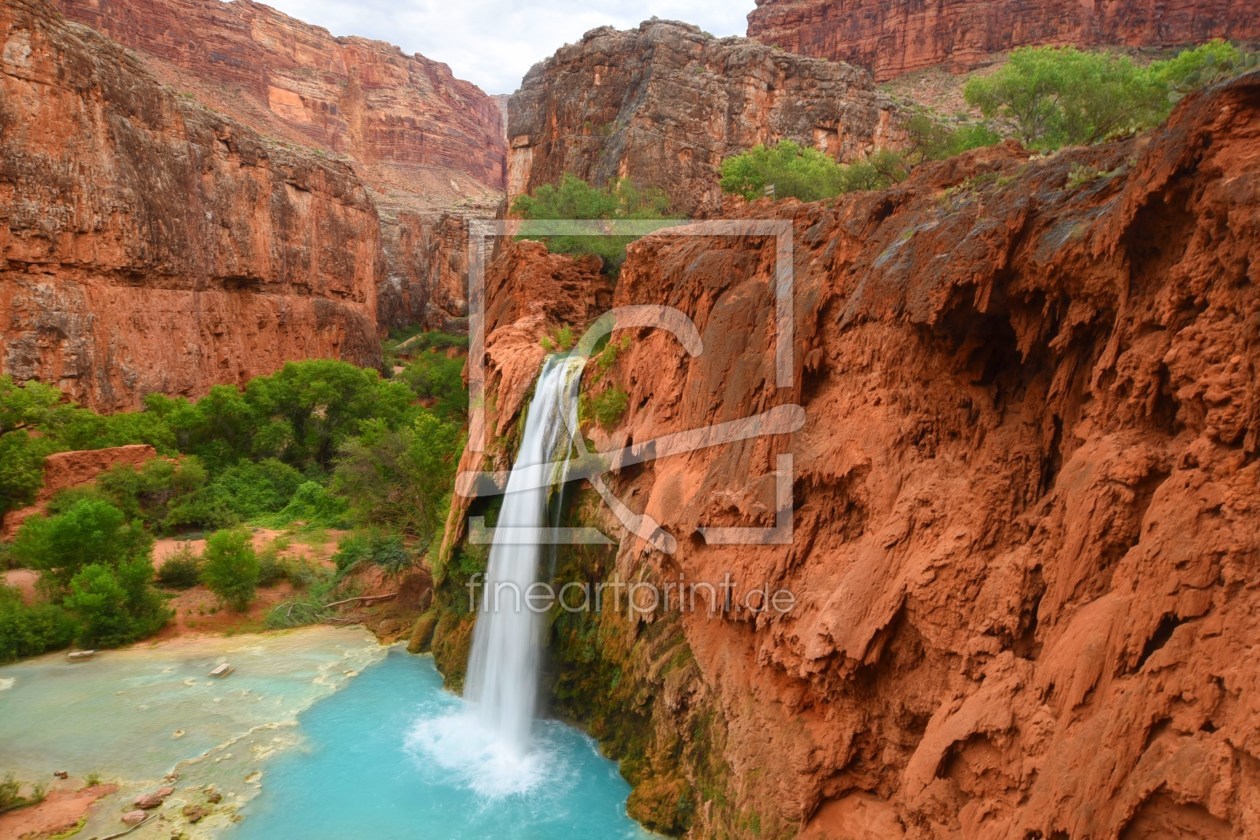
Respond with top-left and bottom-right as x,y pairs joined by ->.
1,0 -> 382,411
747,0 -> 1260,81
52,0 -> 507,329
508,20 -> 899,216
438,72 -> 1260,837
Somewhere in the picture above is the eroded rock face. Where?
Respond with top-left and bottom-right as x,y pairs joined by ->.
508,20 -> 899,216
747,0 -> 1260,81
460,73 -> 1260,837
1,0 -> 381,410
52,0 -> 507,329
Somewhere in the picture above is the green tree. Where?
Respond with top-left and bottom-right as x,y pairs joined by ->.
333,410 -> 460,541
511,174 -> 672,273
0,586 -> 76,663
0,432 -> 49,517
399,352 -> 468,421
961,43 -> 1252,151
10,499 -> 153,595
243,361 -> 416,471
64,559 -> 168,648
94,457 -> 209,531
201,528 -> 260,612
0,377 -> 61,517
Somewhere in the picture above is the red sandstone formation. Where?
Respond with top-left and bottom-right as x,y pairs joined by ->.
0,0 -> 382,410
50,0 -> 506,329
1,444 -> 157,537
460,72 -> 1260,837
747,0 -> 1260,81
508,20 -> 899,216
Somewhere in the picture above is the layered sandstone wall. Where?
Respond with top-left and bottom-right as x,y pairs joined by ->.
52,0 -> 507,329
747,0 -> 1260,81
445,72 -> 1260,837
1,0 -> 382,410
508,20 -> 899,216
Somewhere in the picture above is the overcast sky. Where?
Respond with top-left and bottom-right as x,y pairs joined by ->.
258,0 -> 758,94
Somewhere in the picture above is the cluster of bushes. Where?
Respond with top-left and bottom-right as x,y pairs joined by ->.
511,174 -> 673,273
719,141 -> 915,202
2,498 -> 169,657
0,351 -> 471,661
965,40 -> 1253,151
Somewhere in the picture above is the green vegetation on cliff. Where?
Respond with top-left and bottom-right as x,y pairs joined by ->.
720,140 -> 911,201
511,174 -> 672,273
965,40 -> 1254,150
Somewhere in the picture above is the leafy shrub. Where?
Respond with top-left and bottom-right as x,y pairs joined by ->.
0,587 -> 76,663
95,458 -> 209,532
0,430 -> 51,518
540,325 -> 576,353
10,499 -> 153,595
210,458 -> 304,520
904,112 -> 1003,161
262,481 -> 350,529
0,773 -> 46,814
163,482 -> 240,532
255,537 -> 292,586
387,329 -> 469,355
64,559 -> 169,648
332,531 -> 412,577
720,141 -> 909,202
155,545 -> 202,589
243,361 -> 416,472
201,529 -> 260,612
333,411 -> 460,540
399,353 -> 468,421
1153,39 -> 1254,96
586,387 -> 630,430
511,174 -> 672,273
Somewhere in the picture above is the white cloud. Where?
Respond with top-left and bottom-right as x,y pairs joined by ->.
255,0 -> 757,94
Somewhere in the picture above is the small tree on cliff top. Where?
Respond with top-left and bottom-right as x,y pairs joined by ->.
511,174 -> 672,274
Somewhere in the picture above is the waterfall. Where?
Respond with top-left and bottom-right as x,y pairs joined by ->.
463,354 -> 584,755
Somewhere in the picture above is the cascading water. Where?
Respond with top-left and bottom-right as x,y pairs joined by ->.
464,354 -> 584,753
407,354 -> 587,797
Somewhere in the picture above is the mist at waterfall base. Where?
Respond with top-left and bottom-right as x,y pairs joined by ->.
408,356 -> 587,796
231,649 -> 649,840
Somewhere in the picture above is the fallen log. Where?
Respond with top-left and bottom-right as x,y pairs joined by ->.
322,592 -> 398,610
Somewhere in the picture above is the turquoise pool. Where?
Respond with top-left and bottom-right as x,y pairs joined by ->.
228,647 -> 651,840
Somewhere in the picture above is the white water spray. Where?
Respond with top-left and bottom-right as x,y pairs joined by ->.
463,354 -> 585,756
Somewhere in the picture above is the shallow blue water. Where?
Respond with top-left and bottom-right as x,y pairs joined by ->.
229,648 -> 650,840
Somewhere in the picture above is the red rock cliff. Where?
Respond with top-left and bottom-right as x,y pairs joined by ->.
53,0 -> 507,328
459,72 -> 1260,837
747,0 -> 1260,81
509,20 -> 899,216
1,0 -> 382,410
